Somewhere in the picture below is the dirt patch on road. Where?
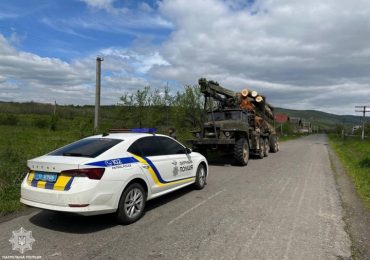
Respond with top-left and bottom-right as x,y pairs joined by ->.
329,147 -> 370,259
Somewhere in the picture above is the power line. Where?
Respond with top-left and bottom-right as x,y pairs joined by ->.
355,105 -> 370,140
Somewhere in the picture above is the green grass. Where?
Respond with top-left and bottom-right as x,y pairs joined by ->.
0,124 -> 89,216
329,135 -> 370,207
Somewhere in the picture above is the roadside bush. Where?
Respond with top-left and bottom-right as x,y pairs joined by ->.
0,114 -> 19,126
359,158 -> 370,168
78,119 -> 93,138
50,115 -> 58,131
34,118 -> 49,129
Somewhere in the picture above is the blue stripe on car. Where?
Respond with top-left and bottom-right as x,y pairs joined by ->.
85,157 -> 138,167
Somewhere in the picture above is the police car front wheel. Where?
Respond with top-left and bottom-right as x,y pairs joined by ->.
194,164 -> 207,190
116,183 -> 146,225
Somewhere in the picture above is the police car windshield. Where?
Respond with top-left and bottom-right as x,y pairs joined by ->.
49,138 -> 122,158
207,111 -> 242,121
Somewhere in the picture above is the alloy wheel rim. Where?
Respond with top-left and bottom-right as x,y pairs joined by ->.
199,168 -> 206,186
124,188 -> 143,218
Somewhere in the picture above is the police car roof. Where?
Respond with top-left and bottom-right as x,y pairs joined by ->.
87,133 -> 166,141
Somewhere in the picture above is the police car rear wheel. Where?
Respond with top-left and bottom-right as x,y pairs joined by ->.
194,164 -> 207,190
116,183 -> 146,224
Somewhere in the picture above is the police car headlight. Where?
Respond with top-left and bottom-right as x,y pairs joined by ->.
224,131 -> 230,137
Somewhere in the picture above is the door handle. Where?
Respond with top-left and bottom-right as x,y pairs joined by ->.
141,164 -> 150,169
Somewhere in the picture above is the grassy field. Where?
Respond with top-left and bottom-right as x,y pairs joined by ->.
329,135 -> 370,207
0,118 -> 93,216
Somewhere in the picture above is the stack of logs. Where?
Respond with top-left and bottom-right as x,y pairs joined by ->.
237,89 -> 274,132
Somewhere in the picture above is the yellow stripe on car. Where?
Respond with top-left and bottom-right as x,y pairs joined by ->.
131,154 -> 195,187
27,171 -> 35,185
53,174 -> 72,191
37,181 -> 46,189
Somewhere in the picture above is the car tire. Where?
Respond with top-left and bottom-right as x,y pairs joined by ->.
234,138 -> 249,166
116,183 -> 146,225
269,135 -> 278,153
194,164 -> 207,190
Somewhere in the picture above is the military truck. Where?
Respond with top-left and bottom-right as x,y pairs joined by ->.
189,78 -> 279,166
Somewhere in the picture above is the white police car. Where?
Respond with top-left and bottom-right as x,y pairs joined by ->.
21,128 -> 208,224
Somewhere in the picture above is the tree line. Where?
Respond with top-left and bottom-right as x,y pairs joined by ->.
118,85 -> 204,136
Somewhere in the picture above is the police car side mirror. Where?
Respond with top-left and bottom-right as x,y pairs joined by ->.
185,147 -> 192,154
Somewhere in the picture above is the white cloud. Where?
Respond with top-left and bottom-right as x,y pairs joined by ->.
2,0 -> 370,114
80,0 -> 119,13
149,0 -> 370,114
0,34 -> 158,105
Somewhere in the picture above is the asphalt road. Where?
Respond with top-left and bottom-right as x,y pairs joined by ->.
0,134 -> 352,259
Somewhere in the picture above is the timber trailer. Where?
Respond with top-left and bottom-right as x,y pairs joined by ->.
189,78 -> 279,166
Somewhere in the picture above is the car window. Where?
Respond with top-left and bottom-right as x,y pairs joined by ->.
49,138 -> 122,158
158,137 -> 186,155
128,137 -> 163,157
127,140 -> 143,156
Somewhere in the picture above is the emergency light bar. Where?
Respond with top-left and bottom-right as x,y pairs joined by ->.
108,128 -> 157,134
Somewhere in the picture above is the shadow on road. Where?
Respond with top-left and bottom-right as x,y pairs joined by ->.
29,210 -> 117,234
206,153 -> 264,166
145,185 -> 194,212
29,185 -> 195,234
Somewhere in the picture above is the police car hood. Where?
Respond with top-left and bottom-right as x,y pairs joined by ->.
27,155 -> 91,173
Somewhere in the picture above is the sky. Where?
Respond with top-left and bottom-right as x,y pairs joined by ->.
0,0 -> 370,115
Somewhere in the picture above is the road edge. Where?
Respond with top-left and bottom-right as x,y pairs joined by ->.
328,146 -> 370,260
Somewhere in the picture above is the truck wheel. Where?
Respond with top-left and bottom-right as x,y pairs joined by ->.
269,135 -> 278,153
257,138 -> 264,159
116,183 -> 146,225
263,138 -> 269,157
194,164 -> 207,190
234,138 -> 249,166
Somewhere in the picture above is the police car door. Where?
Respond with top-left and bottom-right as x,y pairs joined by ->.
128,136 -> 194,194
156,136 -> 195,182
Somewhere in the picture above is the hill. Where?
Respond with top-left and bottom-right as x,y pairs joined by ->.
0,101 -> 362,130
275,107 -> 361,129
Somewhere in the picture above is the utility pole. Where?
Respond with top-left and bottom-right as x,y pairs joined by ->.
355,106 -> 370,140
94,56 -> 104,131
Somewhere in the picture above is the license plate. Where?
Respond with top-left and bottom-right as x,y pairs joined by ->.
34,172 -> 58,182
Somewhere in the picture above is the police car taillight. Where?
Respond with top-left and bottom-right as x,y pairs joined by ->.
62,168 -> 105,180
